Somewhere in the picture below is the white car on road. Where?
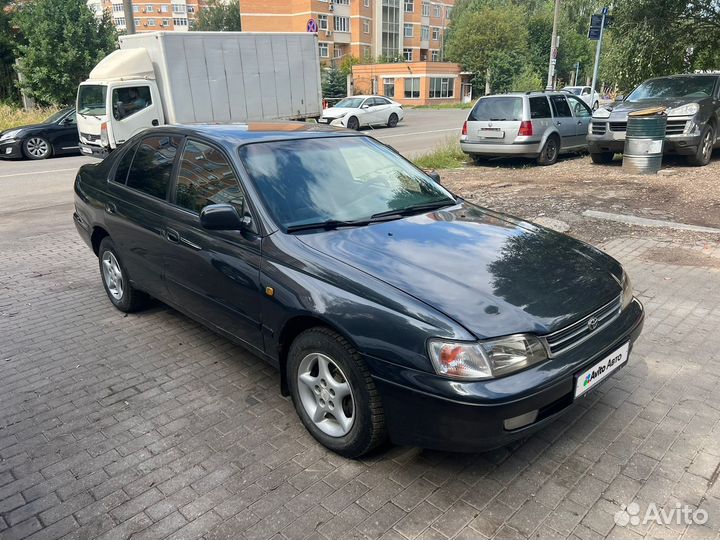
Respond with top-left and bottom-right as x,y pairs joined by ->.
319,96 -> 404,130
562,86 -> 601,111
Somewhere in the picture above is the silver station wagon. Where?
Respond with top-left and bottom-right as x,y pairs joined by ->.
460,91 -> 593,165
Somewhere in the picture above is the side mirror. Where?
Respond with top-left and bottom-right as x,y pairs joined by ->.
426,170 -> 441,184
361,104 -> 369,109
62,116 -> 75,125
200,203 -> 247,230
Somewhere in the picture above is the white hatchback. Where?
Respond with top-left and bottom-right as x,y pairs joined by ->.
319,96 -> 404,130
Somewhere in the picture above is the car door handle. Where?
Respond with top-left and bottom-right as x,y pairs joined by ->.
577,121 -> 584,125
105,202 -> 117,214
166,228 -> 180,243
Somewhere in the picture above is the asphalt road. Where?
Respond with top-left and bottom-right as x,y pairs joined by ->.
0,108 -> 467,218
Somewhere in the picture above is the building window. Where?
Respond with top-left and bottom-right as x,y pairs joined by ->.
187,5 -> 195,12
148,18 -> 156,25
383,78 -> 395,98
334,47 -> 343,59
363,19 -> 370,33
403,48 -> 413,61
114,16 -> 125,25
161,5 -> 168,12
318,14 -> 328,30
146,5 -> 154,12
112,4 -> 123,12
319,42 -> 329,57
162,18 -> 169,26
422,1 -> 429,16
172,17 -> 187,25
431,50 -> 439,61
403,24 -> 413,37
132,5 -> 139,12
421,26 -> 429,40
433,3 -> 440,17
334,16 -> 349,32
172,4 -> 185,13
431,27 -> 439,40
382,0 -> 401,59
404,0 -> 413,12
364,0 -> 370,6
134,17 -> 140,25
429,77 -> 454,98
446,6 -> 452,17
404,77 -> 420,98
363,46 -> 371,59
333,0 -> 349,4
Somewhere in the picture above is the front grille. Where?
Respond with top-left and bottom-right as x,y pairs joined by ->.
542,295 -> 622,357
591,121 -> 607,135
81,132 -> 100,142
609,122 -> 627,132
665,119 -> 688,136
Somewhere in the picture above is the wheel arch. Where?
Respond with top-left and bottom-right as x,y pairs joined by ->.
538,129 -> 561,153
90,226 -> 110,256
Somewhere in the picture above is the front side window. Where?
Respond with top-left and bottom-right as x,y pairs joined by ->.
175,140 -> 244,214
113,144 -> 137,184
112,86 -> 152,121
383,78 -> 395,98
567,95 -> 592,117
429,77 -> 453,98
550,95 -> 572,117
404,77 -> 420,98
126,135 -> 182,199
239,137 -> 455,230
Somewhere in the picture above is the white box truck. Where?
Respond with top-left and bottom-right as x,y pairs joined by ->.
76,31 -> 323,157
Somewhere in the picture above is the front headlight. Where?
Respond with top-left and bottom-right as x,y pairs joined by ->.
621,271 -> 634,309
428,334 -> 548,380
0,129 -> 20,141
666,103 -> 699,117
593,108 -> 611,119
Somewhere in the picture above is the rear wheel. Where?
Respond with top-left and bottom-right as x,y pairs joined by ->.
287,327 -> 386,458
23,137 -> 52,160
387,113 -> 398,128
537,135 -> 560,166
590,151 -> 615,164
98,237 -> 148,312
346,116 -> 360,131
471,155 -> 487,165
686,124 -> 714,167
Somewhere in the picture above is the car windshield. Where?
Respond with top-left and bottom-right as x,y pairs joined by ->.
239,137 -> 455,231
626,76 -> 717,102
334,97 -> 365,108
468,97 -> 523,121
77,85 -> 107,116
44,109 -> 71,124
563,87 -> 583,95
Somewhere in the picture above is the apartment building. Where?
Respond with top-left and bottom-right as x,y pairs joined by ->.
87,0 -> 203,33
240,0 -> 455,64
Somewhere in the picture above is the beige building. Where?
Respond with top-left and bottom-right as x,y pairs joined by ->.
87,0 -> 204,33
240,0 -> 455,65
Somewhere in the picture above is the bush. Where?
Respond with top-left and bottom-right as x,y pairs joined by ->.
0,104 -> 59,131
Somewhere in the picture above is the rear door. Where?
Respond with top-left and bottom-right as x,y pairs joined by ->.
566,95 -> 593,147
164,138 -> 264,351
549,95 -> 576,149
465,96 -> 524,145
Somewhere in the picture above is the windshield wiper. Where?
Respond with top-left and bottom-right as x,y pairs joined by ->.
370,200 -> 455,220
286,212 -> 409,233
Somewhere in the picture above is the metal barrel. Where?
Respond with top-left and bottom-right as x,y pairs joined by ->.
622,114 -> 666,174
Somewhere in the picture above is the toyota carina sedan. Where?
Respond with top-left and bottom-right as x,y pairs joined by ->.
73,123 -> 644,457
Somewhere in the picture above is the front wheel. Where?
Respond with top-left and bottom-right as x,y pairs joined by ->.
686,124 -> 715,167
287,327 -> 386,458
346,116 -> 360,131
387,113 -> 398,128
23,137 -> 52,160
590,151 -> 615,164
98,237 -> 148,312
537,135 -> 560,166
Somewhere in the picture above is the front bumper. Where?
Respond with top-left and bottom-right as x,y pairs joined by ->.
367,298 -> 644,452
79,143 -> 109,159
460,141 -> 542,158
0,139 -> 23,159
588,117 -> 702,156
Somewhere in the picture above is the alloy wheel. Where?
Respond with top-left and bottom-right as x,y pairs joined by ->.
297,352 -> 355,437
25,137 -> 49,158
702,129 -> 713,162
101,251 -> 124,300
546,139 -> 558,161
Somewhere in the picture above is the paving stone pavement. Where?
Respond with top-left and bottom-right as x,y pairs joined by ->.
1,218 -> 720,540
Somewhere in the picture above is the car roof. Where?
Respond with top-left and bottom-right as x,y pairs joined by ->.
480,91 -> 567,98
644,73 -> 720,81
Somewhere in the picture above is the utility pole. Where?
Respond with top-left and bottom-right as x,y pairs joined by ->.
574,62 -> 580,86
123,0 -> 136,34
545,0 -> 560,90
589,7 -> 608,106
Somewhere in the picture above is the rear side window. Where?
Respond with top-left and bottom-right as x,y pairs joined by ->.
126,135 -> 182,199
175,140 -> 244,214
113,145 -> 136,184
550,95 -> 572,117
468,97 -> 523,121
529,97 -> 551,119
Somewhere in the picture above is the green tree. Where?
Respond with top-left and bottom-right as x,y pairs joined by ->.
322,67 -> 346,98
13,0 -> 116,105
0,0 -> 19,102
191,0 -> 241,31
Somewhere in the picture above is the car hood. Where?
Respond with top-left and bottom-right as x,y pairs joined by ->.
0,123 -> 47,137
605,97 -> 701,119
322,107 -> 357,118
297,202 -> 623,339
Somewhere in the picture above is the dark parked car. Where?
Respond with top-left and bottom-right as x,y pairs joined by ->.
73,123 -> 644,457
0,107 -> 80,160
588,73 -> 720,165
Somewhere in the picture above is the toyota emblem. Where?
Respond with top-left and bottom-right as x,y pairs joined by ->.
587,317 -> 599,331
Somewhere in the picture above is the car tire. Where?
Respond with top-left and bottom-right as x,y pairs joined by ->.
590,151 -> 615,164
387,113 -> 399,128
471,155 -> 487,165
686,124 -> 715,167
536,135 -> 560,166
346,116 -> 360,131
22,137 -> 52,160
287,327 -> 386,458
98,237 -> 148,313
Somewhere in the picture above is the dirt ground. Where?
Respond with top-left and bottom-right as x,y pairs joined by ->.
439,151 -> 720,254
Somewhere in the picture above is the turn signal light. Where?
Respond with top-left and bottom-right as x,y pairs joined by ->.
461,121 -> 467,136
518,120 -> 533,137
100,122 -> 109,146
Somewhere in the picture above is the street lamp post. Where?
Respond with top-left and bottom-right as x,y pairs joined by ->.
545,0 -> 560,90
123,0 -> 136,34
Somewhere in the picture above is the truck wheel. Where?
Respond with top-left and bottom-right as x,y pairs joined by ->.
98,237 -> 148,313
536,135 -> 560,166
686,124 -> 714,167
346,116 -> 360,131
23,137 -> 52,160
387,113 -> 398,128
287,327 -> 386,458
590,151 -> 615,164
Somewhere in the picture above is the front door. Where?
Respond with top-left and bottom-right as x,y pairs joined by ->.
549,95 -> 576,150
566,95 -> 593,147
163,138 -> 264,352
109,83 -> 162,147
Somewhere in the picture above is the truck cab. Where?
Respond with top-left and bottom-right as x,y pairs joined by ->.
77,49 -> 165,157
